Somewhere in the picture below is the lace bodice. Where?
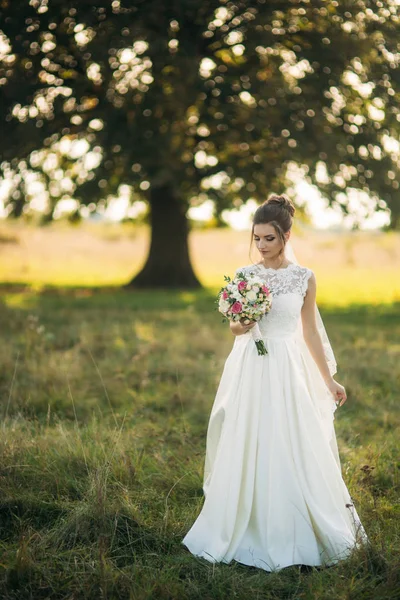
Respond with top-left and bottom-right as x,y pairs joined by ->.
235,262 -> 313,339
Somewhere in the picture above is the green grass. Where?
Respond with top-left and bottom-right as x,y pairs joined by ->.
0,287 -> 399,599
1,221 -> 400,305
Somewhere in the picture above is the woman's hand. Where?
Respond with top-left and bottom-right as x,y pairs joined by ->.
230,318 -> 257,336
325,378 -> 347,407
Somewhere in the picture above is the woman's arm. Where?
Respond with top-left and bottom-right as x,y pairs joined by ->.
301,273 -> 347,406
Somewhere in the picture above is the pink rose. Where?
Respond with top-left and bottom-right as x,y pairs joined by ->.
238,280 -> 247,291
231,301 -> 242,314
262,285 -> 270,294
222,290 -> 228,299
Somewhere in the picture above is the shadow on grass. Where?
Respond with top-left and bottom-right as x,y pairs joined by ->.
1,495 -> 168,564
318,301 -> 400,324
1,280 -> 400,317
0,281 -> 217,313
0,498 -> 65,542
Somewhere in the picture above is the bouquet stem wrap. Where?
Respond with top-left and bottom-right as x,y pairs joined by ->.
250,322 -> 268,355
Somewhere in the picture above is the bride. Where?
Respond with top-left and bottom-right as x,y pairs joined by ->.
182,194 -> 369,572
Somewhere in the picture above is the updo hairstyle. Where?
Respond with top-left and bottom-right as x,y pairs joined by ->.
250,193 -> 296,257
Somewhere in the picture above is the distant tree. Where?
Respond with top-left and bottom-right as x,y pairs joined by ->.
1,0 -> 399,287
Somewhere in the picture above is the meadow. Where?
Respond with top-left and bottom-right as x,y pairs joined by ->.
0,222 -> 399,599
1,221 -> 400,304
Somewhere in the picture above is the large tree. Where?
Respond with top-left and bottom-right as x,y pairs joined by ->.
1,0 -> 399,287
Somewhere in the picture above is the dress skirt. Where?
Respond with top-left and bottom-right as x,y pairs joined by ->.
182,333 -> 368,572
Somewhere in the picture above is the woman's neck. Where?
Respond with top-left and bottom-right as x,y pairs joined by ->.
260,255 -> 288,270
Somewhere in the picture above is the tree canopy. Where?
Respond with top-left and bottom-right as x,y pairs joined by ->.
1,0 -> 400,286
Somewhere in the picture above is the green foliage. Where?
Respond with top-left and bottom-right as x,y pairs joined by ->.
1,1 -> 400,226
0,288 -> 399,598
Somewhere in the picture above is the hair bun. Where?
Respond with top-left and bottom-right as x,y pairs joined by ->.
266,194 -> 296,217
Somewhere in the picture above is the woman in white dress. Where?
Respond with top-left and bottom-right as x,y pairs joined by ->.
182,194 -> 369,572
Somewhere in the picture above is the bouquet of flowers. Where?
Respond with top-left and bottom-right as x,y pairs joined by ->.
218,270 -> 272,355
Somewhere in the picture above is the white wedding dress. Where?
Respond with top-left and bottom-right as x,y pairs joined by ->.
182,262 -> 368,572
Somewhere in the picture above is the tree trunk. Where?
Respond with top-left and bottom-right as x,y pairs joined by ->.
125,185 -> 202,289
388,207 -> 400,230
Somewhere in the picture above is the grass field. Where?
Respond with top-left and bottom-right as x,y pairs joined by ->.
1,221 -> 400,304
1,222 -> 400,599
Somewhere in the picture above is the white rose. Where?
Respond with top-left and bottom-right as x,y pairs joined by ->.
219,299 -> 230,312
246,291 -> 257,301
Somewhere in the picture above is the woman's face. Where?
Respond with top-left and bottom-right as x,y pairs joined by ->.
253,222 -> 290,259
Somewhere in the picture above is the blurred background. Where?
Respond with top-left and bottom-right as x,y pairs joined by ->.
1,0 -> 399,304
1,2 -> 400,598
